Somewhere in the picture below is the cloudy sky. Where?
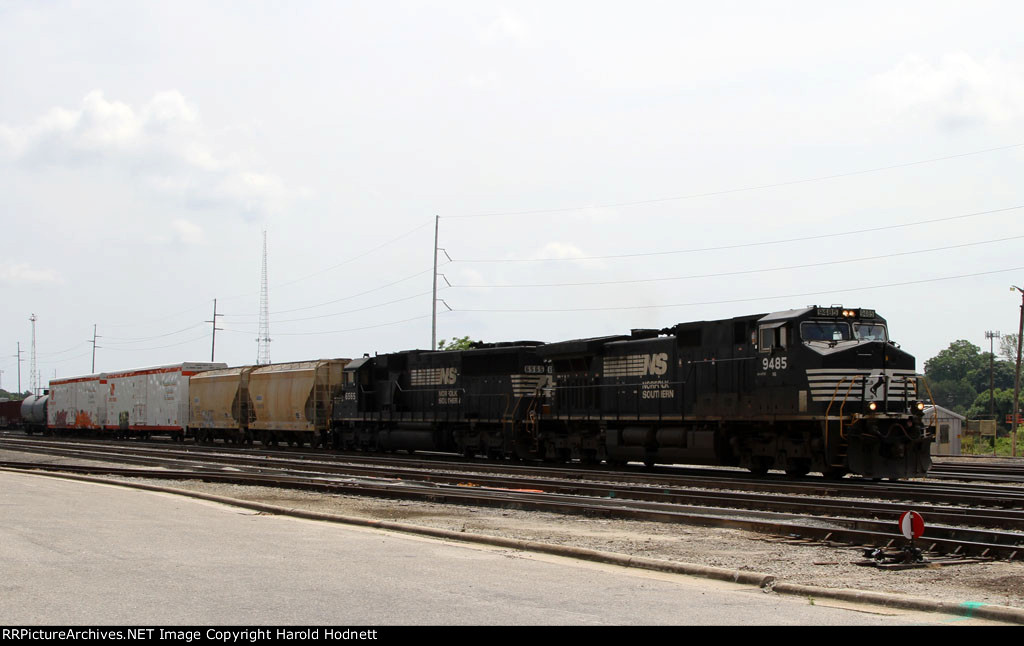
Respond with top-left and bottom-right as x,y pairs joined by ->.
1,1 -> 1023,391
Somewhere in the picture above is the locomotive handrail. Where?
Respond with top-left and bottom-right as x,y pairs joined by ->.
824,376 -> 850,420
824,376 -> 857,459
917,374 -> 940,433
837,375 -> 863,440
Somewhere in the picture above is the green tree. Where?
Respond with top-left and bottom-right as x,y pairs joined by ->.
437,335 -> 478,351
966,358 -> 1016,393
924,340 -> 985,383
928,379 -> 978,416
925,339 -> 1019,417
966,388 -> 1016,423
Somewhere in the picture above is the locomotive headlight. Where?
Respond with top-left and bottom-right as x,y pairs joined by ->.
916,401 -> 925,411
868,401 -> 878,411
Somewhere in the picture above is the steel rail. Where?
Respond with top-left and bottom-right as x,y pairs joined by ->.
2,460 -> 1021,561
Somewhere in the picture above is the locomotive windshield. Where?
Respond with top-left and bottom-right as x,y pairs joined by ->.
800,321 -> 851,342
854,322 -> 888,342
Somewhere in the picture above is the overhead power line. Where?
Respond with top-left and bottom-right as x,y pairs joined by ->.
224,266 -> 442,320
269,220 -> 433,290
102,322 -> 207,344
453,234 -> 1024,289
221,313 -> 436,337
452,266 -> 1024,313
223,289 -> 442,328
448,142 -> 1024,219
451,204 -> 1024,263
102,333 -> 211,352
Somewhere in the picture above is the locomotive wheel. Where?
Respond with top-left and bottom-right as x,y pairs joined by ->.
748,457 -> 772,477
821,466 -> 846,480
784,460 -> 810,477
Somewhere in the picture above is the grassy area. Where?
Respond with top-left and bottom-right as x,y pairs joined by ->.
962,430 -> 1024,456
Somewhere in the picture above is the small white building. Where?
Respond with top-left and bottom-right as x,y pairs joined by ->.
923,404 -> 965,455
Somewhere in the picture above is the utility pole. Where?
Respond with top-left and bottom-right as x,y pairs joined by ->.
429,215 -> 452,351
431,215 -> 439,351
206,298 -> 223,362
1011,285 -> 1024,458
29,314 -> 38,395
14,342 -> 22,394
986,331 -> 1001,421
89,324 -> 102,373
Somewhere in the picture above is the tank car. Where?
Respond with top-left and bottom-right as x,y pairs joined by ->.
19,394 -> 48,434
536,306 -> 931,478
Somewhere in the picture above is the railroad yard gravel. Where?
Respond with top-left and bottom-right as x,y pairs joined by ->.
4,447 -> 1024,611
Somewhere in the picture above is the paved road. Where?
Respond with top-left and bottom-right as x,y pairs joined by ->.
0,470 -> 1006,625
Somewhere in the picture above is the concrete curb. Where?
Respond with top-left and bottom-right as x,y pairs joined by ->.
7,467 -> 1024,624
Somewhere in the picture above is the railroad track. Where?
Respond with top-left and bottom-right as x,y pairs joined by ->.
6,432 -> 1024,506
928,459 -> 1024,484
3,435 -> 1024,561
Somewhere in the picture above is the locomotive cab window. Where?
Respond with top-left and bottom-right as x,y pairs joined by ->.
854,323 -> 888,342
799,321 -> 851,342
758,322 -> 787,353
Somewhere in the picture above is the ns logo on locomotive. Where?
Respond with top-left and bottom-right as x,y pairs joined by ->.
21,306 -> 933,480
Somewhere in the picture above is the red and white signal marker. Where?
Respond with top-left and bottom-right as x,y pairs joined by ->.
899,511 -> 925,540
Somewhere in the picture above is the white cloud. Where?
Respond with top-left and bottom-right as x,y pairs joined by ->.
868,53 -> 1024,131
480,8 -> 533,47
170,219 -> 207,245
0,91 -> 299,217
533,242 -> 587,260
0,263 -> 62,285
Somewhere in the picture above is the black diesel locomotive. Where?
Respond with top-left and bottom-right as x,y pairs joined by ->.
332,306 -> 932,479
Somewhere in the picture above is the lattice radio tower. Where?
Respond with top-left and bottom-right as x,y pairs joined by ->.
29,313 -> 38,395
257,230 -> 272,365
